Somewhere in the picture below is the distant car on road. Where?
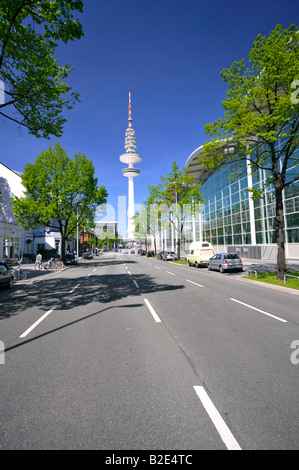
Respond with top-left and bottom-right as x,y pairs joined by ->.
0,262 -> 14,289
123,250 -> 129,254
208,253 -> 243,273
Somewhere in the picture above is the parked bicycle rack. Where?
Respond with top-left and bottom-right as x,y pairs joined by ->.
246,269 -> 258,279
284,274 -> 299,285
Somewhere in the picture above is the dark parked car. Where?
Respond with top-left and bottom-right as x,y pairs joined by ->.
65,253 -> 78,265
83,252 -> 93,260
146,250 -> 154,257
157,251 -> 164,260
0,262 -> 14,289
208,253 -> 243,273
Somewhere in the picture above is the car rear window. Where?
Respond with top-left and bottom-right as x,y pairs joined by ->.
224,254 -> 240,260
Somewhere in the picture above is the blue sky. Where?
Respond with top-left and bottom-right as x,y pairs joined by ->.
0,0 -> 297,231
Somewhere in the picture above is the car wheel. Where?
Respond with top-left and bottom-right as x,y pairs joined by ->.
188,260 -> 191,266
219,265 -> 224,273
208,264 -> 211,270
195,262 -> 199,268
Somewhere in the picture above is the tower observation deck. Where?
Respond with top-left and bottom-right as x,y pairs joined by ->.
119,92 -> 142,239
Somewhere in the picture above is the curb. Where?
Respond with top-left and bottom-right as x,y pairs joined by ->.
237,276 -> 299,296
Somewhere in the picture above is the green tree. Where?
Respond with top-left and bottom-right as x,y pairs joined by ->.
0,0 -> 84,138
148,162 -> 203,260
12,142 -> 107,262
200,24 -> 299,281
133,206 -> 149,252
97,229 -> 118,250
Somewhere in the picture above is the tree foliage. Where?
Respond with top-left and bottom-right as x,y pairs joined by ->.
0,0 -> 84,138
12,142 -> 108,261
200,24 -> 299,280
147,162 -> 203,259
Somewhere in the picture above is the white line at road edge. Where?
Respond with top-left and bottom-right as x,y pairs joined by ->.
193,386 -> 242,451
186,279 -> 204,288
20,308 -> 56,338
230,298 -> 287,323
144,299 -> 161,323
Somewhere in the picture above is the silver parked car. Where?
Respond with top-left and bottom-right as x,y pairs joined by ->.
162,251 -> 176,261
208,253 -> 243,273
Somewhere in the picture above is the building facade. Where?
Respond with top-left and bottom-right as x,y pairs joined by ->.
0,163 -> 33,261
0,162 -> 64,261
183,142 -> 299,259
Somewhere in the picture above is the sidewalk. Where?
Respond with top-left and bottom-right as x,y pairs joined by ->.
242,258 -> 299,273
17,262 -> 69,283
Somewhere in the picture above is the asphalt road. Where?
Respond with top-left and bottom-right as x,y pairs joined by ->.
0,253 -> 298,450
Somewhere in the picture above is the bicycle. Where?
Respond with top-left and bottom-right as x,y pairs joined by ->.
34,260 -> 45,270
34,258 -> 63,270
13,261 -> 27,281
47,257 -> 64,270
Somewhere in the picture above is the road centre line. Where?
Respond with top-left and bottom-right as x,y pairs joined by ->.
128,271 -> 132,275
133,280 -> 139,288
230,298 -> 287,323
194,386 -> 242,450
186,279 -> 204,288
166,271 -> 175,276
144,299 -> 161,323
155,266 -> 161,270
20,308 -> 56,338
93,268 -> 97,272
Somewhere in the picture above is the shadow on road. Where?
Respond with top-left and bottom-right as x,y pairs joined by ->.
0,268 -> 185,320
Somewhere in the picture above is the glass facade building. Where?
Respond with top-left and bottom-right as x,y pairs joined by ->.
183,141 -> 299,259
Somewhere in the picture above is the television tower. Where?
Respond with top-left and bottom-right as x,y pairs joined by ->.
119,92 -> 142,239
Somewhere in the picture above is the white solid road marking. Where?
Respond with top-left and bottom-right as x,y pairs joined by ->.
186,279 -> 204,288
70,283 -> 80,293
155,266 -> 161,270
230,298 -> 287,323
20,308 -> 56,338
194,386 -> 242,451
144,299 -> 161,323
166,271 -> 175,276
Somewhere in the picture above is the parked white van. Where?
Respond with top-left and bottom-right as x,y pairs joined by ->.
186,241 -> 215,267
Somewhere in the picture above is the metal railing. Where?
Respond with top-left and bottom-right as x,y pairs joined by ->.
284,274 -> 299,285
246,269 -> 258,279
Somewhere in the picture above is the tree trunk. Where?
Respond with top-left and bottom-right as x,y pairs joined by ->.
177,239 -> 181,260
275,184 -> 286,281
61,235 -> 66,264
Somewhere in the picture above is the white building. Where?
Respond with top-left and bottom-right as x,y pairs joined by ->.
0,162 -> 62,261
